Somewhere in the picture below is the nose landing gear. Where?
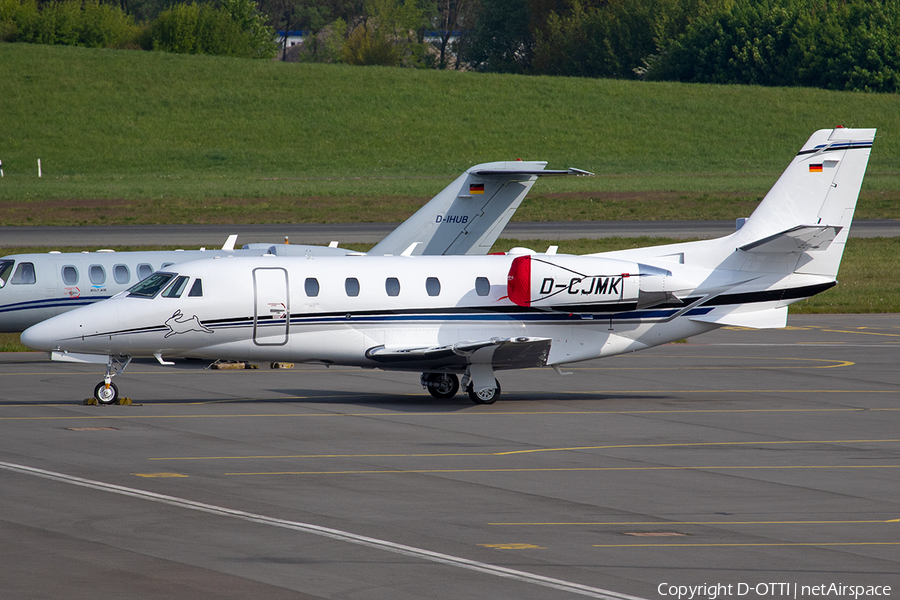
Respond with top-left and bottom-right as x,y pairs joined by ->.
93,355 -> 132,405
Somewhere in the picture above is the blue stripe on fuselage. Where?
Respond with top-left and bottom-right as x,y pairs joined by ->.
0,296 -> 110,314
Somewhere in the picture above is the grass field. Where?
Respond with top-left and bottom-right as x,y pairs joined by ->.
1,43 -> 899,225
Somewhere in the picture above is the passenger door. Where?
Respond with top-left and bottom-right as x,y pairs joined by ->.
253,267 -> 289,346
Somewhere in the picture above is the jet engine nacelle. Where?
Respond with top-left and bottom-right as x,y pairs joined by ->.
507,255 -> 692,311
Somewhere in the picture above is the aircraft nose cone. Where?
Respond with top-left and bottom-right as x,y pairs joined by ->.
21,318 -> 54,351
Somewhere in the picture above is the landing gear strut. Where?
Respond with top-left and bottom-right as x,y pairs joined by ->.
94,355 -> 132,405
421,373 -> 460,399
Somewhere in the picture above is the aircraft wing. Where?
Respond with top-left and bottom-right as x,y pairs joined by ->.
364,336 -> 551,371
369,162 -> 593,257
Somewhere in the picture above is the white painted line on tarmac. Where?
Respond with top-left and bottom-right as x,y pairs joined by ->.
0,460 -> 646,600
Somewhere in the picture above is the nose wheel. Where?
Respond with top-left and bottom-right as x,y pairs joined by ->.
93,381 -> 119,405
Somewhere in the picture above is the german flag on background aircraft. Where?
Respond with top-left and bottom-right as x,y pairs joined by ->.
809,163 -> 824,173
469,183 -> 485,194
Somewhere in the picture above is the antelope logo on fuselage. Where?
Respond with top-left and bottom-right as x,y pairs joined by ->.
164,309 -> 213,338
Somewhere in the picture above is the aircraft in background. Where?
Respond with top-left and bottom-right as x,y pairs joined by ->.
22,128 -> 874,405
1,162 -> 590,332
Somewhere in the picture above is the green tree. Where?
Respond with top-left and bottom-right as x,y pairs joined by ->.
147,0 -> 275,58
457,0 -> 532,73
341,0 -> 430,66
532,0 -> 658,79
430,0 -> 465,68
0,0 -> 140,47
220,0 -> 275,58
644,0 -> 900,92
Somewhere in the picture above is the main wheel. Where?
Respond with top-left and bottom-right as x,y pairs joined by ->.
467,379 -> 501,405
93,381 -> 119,405
424,373 -> 460,399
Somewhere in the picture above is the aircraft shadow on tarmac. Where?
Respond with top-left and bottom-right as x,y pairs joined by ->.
261,387 -> 674,411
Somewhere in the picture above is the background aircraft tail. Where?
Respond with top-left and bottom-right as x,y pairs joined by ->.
732,127 -> 875,279
369,162 -> 592,256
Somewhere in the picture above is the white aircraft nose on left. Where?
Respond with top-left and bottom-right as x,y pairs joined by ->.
21,316 -> 60,352
21,300 -> 113,354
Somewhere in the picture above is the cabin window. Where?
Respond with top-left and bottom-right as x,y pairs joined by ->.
127,273 -> 174,298
137,264 -> 153,280
0,260 -> 14,288
426,277 -> 441,297
385,277 -> 400,297
89,265 -> 105,285
11,262 -> 36,285
188,278 -> 203,297
345,277 -> 360,297
475,277 -> 490,296
62,266 -> 79,285
113,264 -> 129,284
305,277 -> 319,297
162,275 -> 189,298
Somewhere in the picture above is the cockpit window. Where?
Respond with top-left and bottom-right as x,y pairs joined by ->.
127,272 -> 175,298
11,262 -> 36,285
188,279 -> 203,297
0,260 -> 13,288
161,275 -> 189,298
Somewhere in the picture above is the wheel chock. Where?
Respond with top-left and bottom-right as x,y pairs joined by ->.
83,397 -> 132,405
210,361 -> 246,370
270,362 -> 295,369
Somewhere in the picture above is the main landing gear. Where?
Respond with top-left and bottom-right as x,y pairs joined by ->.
421,373 -> 459,399
93,355 -> 132,405
466,379 -> 501,405
420,372 -> 502,405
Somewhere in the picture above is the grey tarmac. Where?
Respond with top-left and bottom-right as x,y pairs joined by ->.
1,220 -> 898,248
0,314 -> 898,599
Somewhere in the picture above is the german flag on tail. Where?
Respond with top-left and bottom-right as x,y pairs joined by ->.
809,163 -> 823,173
469,183 -> 485,194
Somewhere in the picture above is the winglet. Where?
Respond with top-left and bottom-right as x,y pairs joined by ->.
221,235 -> 238,251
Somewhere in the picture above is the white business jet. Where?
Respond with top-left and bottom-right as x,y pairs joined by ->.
22,128 -> 873,405
1,161 -> 587,332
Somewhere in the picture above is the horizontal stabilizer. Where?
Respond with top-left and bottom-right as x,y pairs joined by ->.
471,167 -> 593,177
689,306 -> 787,329
366,336 -> 551,370
739,225 -> 841,254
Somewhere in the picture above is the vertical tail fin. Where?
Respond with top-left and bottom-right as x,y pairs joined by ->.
369,162 -> 592,256
735,127 -> 875,278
